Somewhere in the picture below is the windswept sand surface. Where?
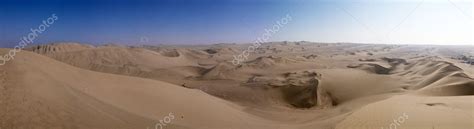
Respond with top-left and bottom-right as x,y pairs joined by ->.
1,42 -> 473,129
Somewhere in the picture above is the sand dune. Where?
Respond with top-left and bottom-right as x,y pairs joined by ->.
0,42 -> 472,129
0,49 -> 279,129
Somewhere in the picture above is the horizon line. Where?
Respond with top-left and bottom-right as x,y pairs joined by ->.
2,40 -> 473,48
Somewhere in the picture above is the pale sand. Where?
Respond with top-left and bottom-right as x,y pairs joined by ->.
0,42 -> 472,129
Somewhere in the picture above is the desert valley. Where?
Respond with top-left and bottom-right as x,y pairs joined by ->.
0,42 -> 473,129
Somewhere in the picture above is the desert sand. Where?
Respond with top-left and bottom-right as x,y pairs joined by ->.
0,42 -> 473,129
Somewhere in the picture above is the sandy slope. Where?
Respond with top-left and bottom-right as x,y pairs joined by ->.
336,59 -> 474,129
0,49 -> 280,129
1,42 -> 473,129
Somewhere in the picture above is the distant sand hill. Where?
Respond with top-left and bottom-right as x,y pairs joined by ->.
0,42 -> 472,129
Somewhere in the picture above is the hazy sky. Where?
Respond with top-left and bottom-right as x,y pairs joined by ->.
0,0 -> 472,47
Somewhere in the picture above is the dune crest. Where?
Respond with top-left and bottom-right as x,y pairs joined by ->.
1,42 -> 471,129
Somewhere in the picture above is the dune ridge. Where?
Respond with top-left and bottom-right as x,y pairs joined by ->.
0,42 -> 471,129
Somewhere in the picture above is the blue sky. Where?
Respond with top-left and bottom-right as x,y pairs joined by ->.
0,0 -> 472,47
